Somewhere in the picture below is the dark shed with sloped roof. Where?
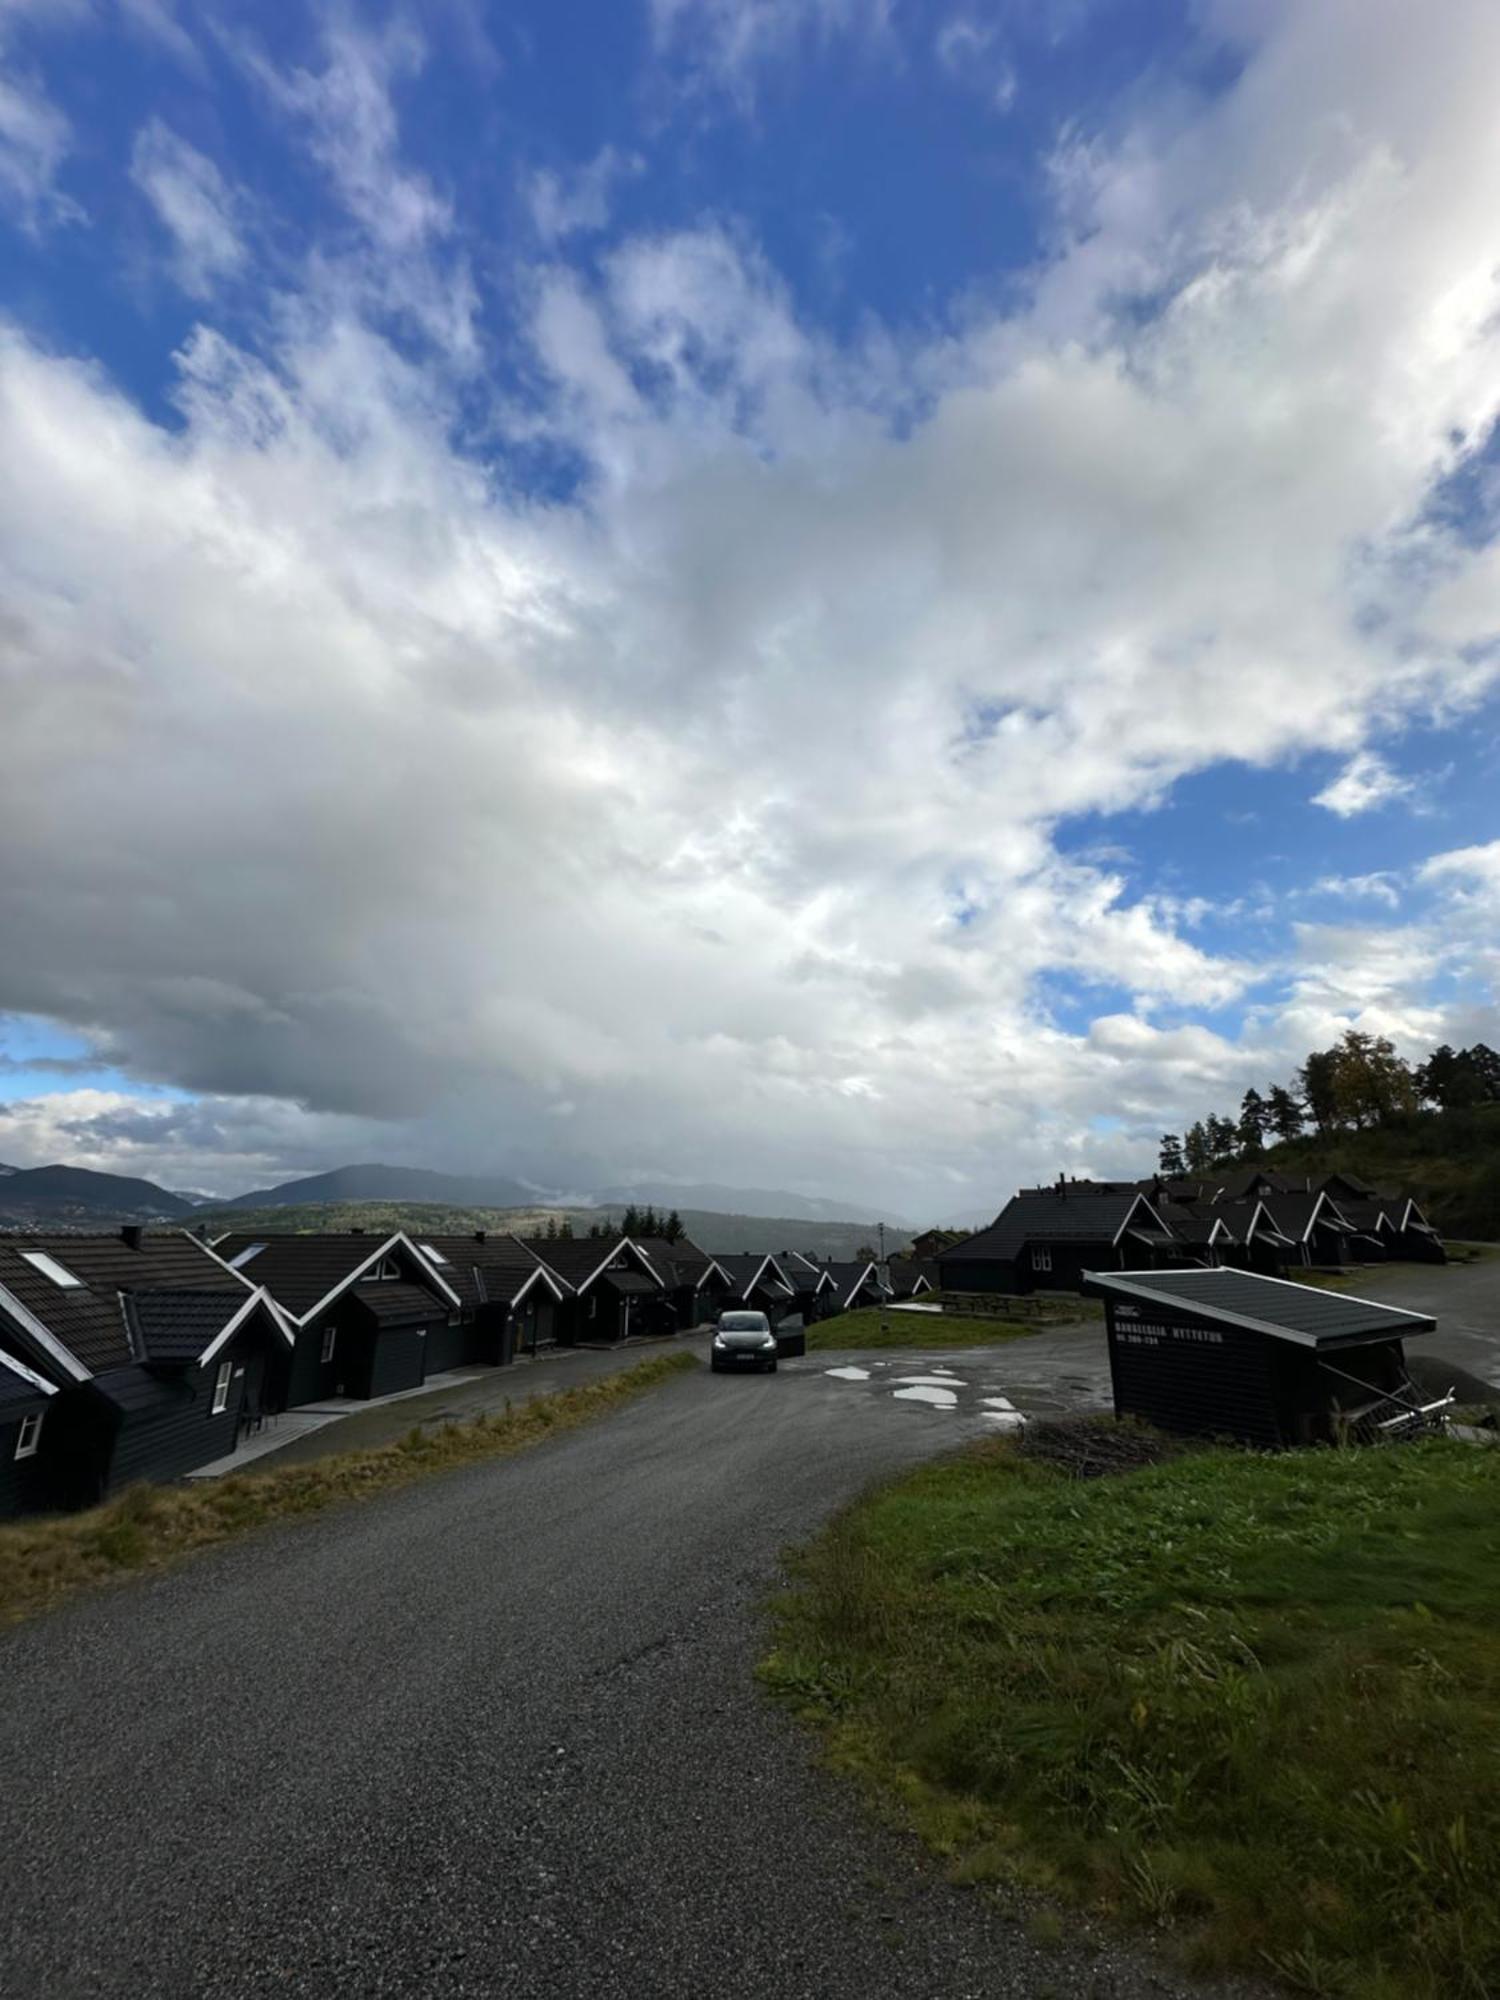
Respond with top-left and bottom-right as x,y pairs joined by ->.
1084,1267 -> 1438,1447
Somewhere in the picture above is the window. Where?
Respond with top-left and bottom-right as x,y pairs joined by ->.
1030,1246 -> 1053,1273
361,1255 -> 399,1282
418,1243 -> 449,1266
211,1360 -> 233,1415
18,1251 -> 83,1289
14,1411 -> 43,1460
320,1325 -> 337,1364
227,1243 -> 265,1270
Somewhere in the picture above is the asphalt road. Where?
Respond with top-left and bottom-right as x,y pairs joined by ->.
0,1342 -> 1268,2000
1347,1254 -> 1500,1393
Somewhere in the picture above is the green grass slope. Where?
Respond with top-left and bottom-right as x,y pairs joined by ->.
766,1429 -> 1500,1999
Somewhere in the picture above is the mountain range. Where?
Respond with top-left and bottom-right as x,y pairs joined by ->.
0,1160 -> 916,1231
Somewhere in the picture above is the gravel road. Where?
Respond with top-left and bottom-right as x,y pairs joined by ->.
0,1343 -> 1268,2000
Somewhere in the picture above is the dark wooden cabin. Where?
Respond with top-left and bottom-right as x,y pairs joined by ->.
630,1237 -> 730,1329
211,1231 -> 463,1404
0,1230 -> 294,1513
528,1236 -> 675,1342
713,1253 -> 799,1325
939,1188 -> 1176,1296
410,1232 -> 567,1360
782,1254 -> 841,1321
1084,1266 -> 1438,1447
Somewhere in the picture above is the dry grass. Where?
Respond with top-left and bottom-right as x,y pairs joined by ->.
0,1350 -> 697,1629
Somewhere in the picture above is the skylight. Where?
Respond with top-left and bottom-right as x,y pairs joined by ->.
19,1251 -> 84,1289
418,1243 -> 449,1265
227,1244 -> 266,1270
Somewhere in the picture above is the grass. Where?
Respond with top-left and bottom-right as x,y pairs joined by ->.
803,1304 -> 1042,1350
763,1427 -> 1500,1998
0,1349 -> 697,1630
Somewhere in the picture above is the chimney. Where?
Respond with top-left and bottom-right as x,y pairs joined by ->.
120,1224 -> 143,1250
350,1226 -> 365,1236
473,1229 -> 487,1245
1056,1175 -> 1065,1200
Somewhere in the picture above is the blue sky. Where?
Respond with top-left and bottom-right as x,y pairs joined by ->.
1,0 -> 1498,1213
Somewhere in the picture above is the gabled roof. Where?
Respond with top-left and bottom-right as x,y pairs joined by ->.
123,1286 -> 294,1365
412,1234 -> 565,1310
208,1232 -> 460,1324
1083,1266 -> 1435,1349
629,1237 -> 728,1289
1253,1189 -> 1353,1244
818,1260 -> 880,1309
528,1235 -> 665,1296
942,1190 -> 1166,1264
714,1252 -> 796,1299
0,1231 -> 264,1379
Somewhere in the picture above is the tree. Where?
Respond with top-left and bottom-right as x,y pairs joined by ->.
622,1204 -> 640,1235
665,1209 -> 684,1243
1157,1134 -> 1186,1176
1328,1029 -> 1417,1128
1419,1043 -> 1499,1110
1205,1114 -> 1238,1164
556,1217 -> 574,1239
544,1216 -> 558,1240
1469,1043 -> 1500,1101
641,1204 -> 660,1237
1265,1084 -> 1304,1143
1298,1048 -> 1341,1132
1237,1088 -> 1269,1156
1183,1121 -> 1210,1173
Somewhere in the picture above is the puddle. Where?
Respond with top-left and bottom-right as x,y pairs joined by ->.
824,1365 -> 871,1381
981,1395 -> 1016,1412
980,1410 -> 1027,1431
892,1386 -> 958,1408
894,1375 -> 966,1389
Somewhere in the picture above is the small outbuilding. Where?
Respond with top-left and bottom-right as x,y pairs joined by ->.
1084,1266 -> 1440,1447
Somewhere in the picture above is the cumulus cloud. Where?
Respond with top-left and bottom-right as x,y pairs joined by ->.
3,0 -> 1500,1207
1312,751 -> 1415,818
130,119 -> 246,295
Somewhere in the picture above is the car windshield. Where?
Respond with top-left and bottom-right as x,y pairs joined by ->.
719,1313 -> 769,1332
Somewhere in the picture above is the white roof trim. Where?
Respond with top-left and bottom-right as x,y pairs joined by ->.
295,1232 -> 462,1327
840,1261 -> 877,1309
0,1346 -> 58,1397
694,1257 -> 733,1291
199,1286 -> 293,1366
0,1279 -> 91,1383
1086,1267 -> 1434,1348
1110,1192 -> 1164,1246
508,1263 -> 565,1308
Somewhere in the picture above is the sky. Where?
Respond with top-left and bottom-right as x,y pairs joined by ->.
1,0 -> 1498,1219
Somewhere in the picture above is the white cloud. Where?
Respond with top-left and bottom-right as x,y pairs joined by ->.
527,146 -> 643,244
935,14 -> 1016,113
130,119 -> 245,295
3,0 -> 1500,1205
651,0 -> 895,98
0,6 -> 78,228
1311,751 -> 1415,818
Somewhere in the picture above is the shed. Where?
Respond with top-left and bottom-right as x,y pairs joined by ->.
1083,1267 -> 1439,1447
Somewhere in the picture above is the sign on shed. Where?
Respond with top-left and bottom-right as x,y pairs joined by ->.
1082,1267 -> 1439,1447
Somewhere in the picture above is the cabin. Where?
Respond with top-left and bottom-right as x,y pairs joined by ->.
1085,1266 -> 1439,1447
630,1237 -> 732,1329
410,1232 -> 568,1360
882,1258 -> 937,1301
781,1253 -> 841,1321
527,1236 -> 675,1342
0,1229 -> 294,1513
713,1253 -> 800,1324
939,1188 -> 1177,1296
211,1232 -> 462,1404
817,1259 -> 885,1313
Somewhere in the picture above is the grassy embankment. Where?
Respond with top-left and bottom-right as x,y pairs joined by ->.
803,1292 -> 1098,1351
0,1349 -> 696,1629
764,1428 -> 1500,1999
1251,1103 -> 1500,1241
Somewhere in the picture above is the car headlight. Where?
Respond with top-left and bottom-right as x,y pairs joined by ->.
762,1335 -> 777,1348
712,1332 -> 728,1346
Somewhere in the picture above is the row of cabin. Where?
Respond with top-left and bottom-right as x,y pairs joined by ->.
0,1227 -> 934,1516
939,1169 -> 1446,1299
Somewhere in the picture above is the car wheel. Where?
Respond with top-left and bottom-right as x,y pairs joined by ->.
768,1359 -> 778,1372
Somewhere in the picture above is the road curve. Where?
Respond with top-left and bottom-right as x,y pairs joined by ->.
0,1351 -> 1261,1999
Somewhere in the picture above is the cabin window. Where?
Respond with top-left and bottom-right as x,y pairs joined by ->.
1031,1246 -> 1053,1273
18,1250 -> 83,1289
211,1360 -> 234,1415
320,1326 -> 337,1364
14,1411 -> 43,1459
362,1255 -> 400,1282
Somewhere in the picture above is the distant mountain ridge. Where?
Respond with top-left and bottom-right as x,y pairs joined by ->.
0,1163 -> 195,1226
592,1180 -> 912,1227
216,1163 -> 539,1211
